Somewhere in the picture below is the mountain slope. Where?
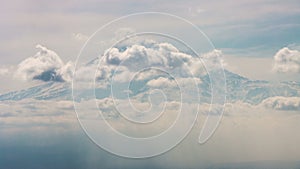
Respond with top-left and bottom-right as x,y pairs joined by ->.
0,70 -> 299,104
0,82 -> 71,101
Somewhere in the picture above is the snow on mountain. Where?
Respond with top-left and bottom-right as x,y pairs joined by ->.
0,82 -> 71,101
0,70 -> 299,105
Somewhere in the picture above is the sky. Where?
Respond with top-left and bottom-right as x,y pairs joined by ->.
0,0 -> 300,169
1,0 -> 300,84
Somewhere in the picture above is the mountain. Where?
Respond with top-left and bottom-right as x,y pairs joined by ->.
0,82 -> 71,101
0,70 -> 299,105
223,70 -> 300,104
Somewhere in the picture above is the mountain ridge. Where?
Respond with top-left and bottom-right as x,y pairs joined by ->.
0,70 -> 299,105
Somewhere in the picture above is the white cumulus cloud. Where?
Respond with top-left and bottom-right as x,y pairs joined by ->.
15,44 -> 74,82
103,42 -> 195,72
201,49 -> 225,70
273,47 -> 300,73
260,96 -> 300,111
101,41 -> 224,80
72,40 -> 224,93
147,77 -> 177,88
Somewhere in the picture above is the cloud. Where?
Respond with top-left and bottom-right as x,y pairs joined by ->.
72,40 -> 223,96
59,61 -> 75,82
272,47 -> 300,73
101,41 -> 224,80
103,42 -> 193,72
74,41 -> 201,85
133,68 -> 167,81
72,33 -> 89,41
201,49 -> 226,70
0,65 -> 16,77
147,77 -> 177,88
0,67 -> 9,76
0,99 -> 75,132
15,45 -> 74,82
2,93 -> 300,166
260,96 -> 300,111
146,77 -> 202,90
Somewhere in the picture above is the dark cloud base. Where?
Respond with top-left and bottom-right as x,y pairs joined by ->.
33,69 -> 64,82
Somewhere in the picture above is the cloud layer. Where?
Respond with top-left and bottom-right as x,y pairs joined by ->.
1,98 -> 300,167
15,45 -> 74,82
260,96 -> 300,111
273,47 -> 300,73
